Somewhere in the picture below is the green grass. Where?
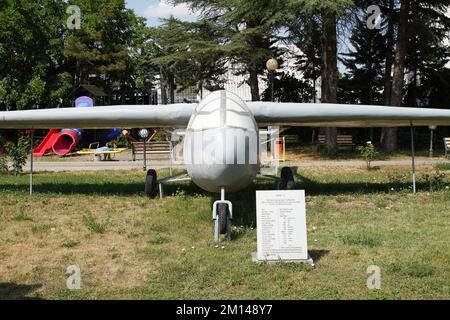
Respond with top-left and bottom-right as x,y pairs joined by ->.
287,144 -> 446,161
61,241 -> 80,249
13,213 -> 33,222
436,162 -> 450,171
0,166 -> 449,300
340,233 -> 383,248
82,214 -> 108,234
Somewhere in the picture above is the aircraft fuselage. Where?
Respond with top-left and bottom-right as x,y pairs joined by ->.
184,91 -> 260,193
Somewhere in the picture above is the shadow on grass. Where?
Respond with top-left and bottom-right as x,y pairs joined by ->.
0,167 -> 425,197
0,169 -> 428,228
0,283 -> 43,300
294,171 -> 428,196
309,249 -> 330,263
0,182 -> 147,196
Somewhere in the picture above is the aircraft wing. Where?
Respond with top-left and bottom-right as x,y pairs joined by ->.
247,102 -> 450,127
0,104 -> 197,129
2,101 -> 450,129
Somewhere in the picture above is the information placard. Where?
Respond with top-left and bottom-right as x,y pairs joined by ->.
256,190 -> 308,261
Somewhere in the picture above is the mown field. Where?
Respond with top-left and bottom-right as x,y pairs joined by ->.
0,166 -> 449,300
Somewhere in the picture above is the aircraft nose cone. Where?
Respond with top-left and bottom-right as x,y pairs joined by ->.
184,90 -> 260,193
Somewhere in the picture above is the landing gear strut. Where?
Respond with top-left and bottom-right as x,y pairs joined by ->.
212,187 -> 233,242
255,167 -> 296,190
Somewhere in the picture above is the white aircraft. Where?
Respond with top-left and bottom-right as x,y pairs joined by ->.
2,90 -> 450,240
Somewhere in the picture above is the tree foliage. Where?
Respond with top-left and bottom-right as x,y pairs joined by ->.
262,73 -> 313,102
0,0 -> 449,154
171,0 -> 287,100
64,0 -> 146,104
340,13 -> 386,105
150,17 -> 227,100
0,0 -> 66,110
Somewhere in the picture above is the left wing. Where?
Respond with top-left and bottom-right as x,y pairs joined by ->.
247,102 -> 450,127
0,104 -> 197,129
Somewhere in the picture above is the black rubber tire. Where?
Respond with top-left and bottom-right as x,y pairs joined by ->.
145,169 -> 158,198
280,167 -> 295,190
218,203 -> 229,235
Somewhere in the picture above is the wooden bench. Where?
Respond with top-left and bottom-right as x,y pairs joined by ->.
282,135 -> 299,144
444,138 -> 450,158
317,135 -> 355,150
131,141 -> 172,161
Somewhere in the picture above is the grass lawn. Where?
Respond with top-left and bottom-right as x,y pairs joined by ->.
0,166 -> 449,300
283,144 -> 448,162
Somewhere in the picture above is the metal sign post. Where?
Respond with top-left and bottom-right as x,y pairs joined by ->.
429,125 -> 437,158
410,123 -> 416,193
139,129 -> 149,171
29,130 -> 34,196
143,139 -> 147,171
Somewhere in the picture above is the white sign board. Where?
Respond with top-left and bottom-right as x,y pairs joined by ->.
256,190 -> 308,261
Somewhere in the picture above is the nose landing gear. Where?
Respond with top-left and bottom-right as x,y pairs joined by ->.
213,187 -> 233,242
145,167 -> 295,242
279,167 -> 295,190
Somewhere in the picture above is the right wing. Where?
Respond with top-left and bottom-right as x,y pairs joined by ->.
0,104 -> 197,129
248,102 -> 450,127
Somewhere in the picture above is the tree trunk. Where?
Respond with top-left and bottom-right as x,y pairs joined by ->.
383,0 -> 395,106
120,82 -> 126,105
382,0 -> 410,152
160,67 -> 168,105
168,73 -> 175,104
160,85 -> 168,105
321,12 -> 338,150
169,85 -> 175,104
249,67 -> 260,101
313,77 -> 316,103
381,0 -> 396,151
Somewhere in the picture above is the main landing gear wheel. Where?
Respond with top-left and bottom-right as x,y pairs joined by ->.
145,169 -> 158,198
218,203 -> 229,235
279,167 -> 295,190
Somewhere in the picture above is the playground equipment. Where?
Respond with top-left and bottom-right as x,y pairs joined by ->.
76,142 -> 128,161
32,97 -> 122,157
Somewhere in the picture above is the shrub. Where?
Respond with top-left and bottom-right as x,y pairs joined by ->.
357,142 -> 379,170
0,154 -> 7,174
421,171 -> 446,192
0,134 -> 30,175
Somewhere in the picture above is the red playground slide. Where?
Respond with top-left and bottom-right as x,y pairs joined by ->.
32,129 -> 60,158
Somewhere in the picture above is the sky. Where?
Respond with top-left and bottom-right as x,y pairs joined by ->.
126,0 -> 199,26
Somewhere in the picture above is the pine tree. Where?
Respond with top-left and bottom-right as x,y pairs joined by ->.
287,15 -> 322,103
287,0 -> 353,149
172,0 -> 286,101
64,0 -> 144,104
340,15 -> 386,105
150,17 -> 227,102
404,0 -> 450,108
380,0 -> 449,151
261,73 -> 313,102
